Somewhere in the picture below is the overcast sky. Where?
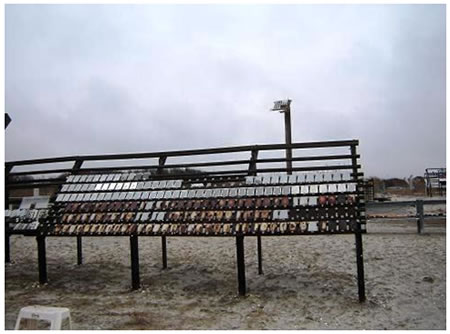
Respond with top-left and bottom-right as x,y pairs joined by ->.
5,4 -> 446,178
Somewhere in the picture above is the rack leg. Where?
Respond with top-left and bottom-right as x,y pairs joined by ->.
130,235 -> 140,290
257,236 -> 263,275
355,231 -> 365,302
76,236 -> 83,265
5,233 -> 10,263
236,236 -> 246,296
416,200 -> 424,234
161,236 -> 167,269
37,236 -> 47,284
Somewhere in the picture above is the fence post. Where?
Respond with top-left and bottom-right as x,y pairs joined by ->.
416,200 -> 424,234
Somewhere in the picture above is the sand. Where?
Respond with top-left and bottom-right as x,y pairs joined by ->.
5,201 -> 446,330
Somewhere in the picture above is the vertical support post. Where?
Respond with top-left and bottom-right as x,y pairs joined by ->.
416,200 -> 424,234
257,236 -> 263,275
130,235 -> 140,290
76,236 -> 83,265
161,236 -> 167,269
350,144 -> 366,303
236,236 -> 246,296
72,159 -> 84,264
37,236 -> 47,284
5,233 -> 10,263
158,155 -> 168,269
5,165 -> 12,263
284,102 -> 293,175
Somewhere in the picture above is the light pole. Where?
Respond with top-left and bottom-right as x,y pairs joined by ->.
271,99 -> 293,175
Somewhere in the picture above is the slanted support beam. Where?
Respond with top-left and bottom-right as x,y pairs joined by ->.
236,236 -> 246,296
37,236 -> 47,284
130,235 -> 140,290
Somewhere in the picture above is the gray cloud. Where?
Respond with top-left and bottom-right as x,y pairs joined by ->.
5,4 -> 446,178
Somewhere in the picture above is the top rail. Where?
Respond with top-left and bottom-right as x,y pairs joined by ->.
5,139 -> 359,167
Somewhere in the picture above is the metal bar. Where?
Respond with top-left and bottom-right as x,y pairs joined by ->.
236,235 -> 246,296
248,149 -> 258,176
8,154 -> 360,177
6,164 -> 360,188
257,236 -> 263,275
130,235 -> 140,290
366,200 -> 446,207
161,236 -> 167,269
5,233 -> 10,263
416,200 -> 424,234
37,236 -> 47,284
5,139 -> 359,167
76,236 -> 83,265
351,144 -> 365,303
284,105 -> 293,175
5,166 -> 12,263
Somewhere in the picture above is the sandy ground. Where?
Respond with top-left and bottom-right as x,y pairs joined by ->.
5,200 -> 446,330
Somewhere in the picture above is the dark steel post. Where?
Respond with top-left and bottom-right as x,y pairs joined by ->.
130,235 -> 140,290
5,165 -> 12,263
257,236 -> 263,275
236,236 -> 246,296
37,236 -> 47,284
416,200 -> 424,234
161,236 -> 167,269
284,103 -> 293,175
76,236 -> 83,265
351,144 -> 366,303
5,233 -> 10,263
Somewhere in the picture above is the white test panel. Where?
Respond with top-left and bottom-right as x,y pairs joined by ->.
264,187 -> 273,196
238,188 -> 247,197
282,186 -> 291,195
279,175 -> 289,184
245,176 -> 255,185
130,182 -> 138,190
246,188 -> 255,196
123,183 -> 131,190
319,184 -> 328,193
229,188 -> 238,197
255,187 -> 264,196
310,185 -> 319,194
337,184 -> 347,193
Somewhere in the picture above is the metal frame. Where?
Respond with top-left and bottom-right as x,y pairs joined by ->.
5,139 -> 366,301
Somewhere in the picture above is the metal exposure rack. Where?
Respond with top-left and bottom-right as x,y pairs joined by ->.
5,139 -> 366,302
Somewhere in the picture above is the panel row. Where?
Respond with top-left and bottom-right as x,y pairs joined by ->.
51,206 -> 359,224
66,172 -> 354,185
55,195 -> 356,214
47,220 -> 365,236
56,184 -> 358,202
